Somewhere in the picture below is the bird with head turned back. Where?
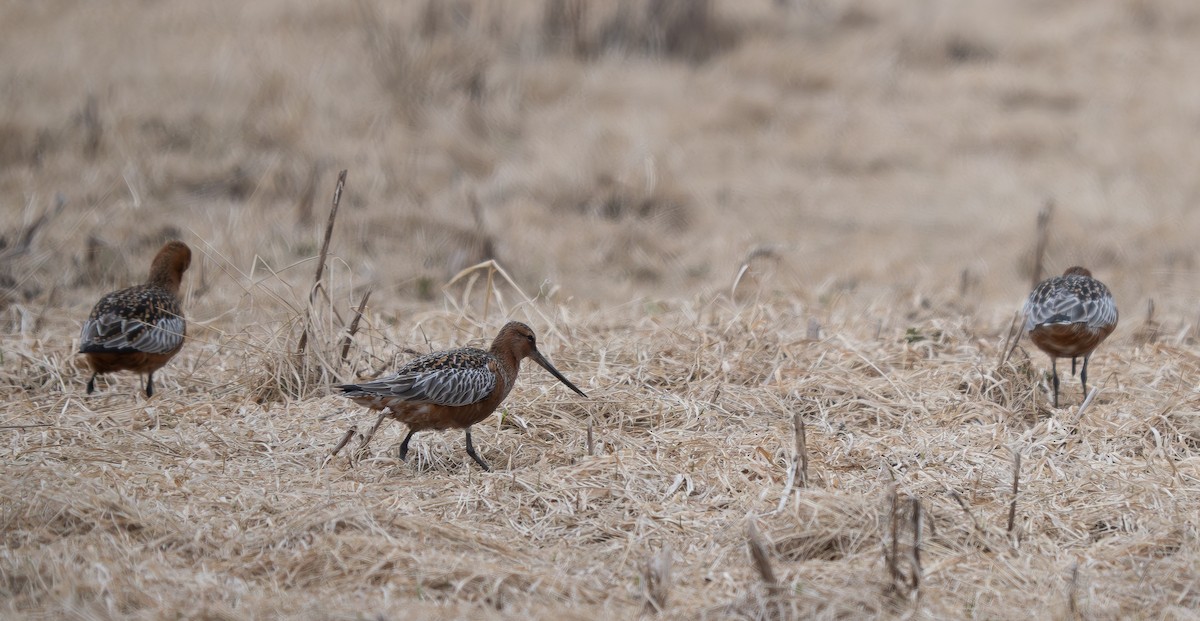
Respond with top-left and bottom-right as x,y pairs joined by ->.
79,240 -> 191,397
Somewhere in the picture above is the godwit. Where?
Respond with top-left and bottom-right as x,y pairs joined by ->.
1023,266 -> 1118,407
338,321 -> 587,471
79,240 -> 191,397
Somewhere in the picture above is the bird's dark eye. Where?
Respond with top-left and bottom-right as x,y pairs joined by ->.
525,334 -> 535,342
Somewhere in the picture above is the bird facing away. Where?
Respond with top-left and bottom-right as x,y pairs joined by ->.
337,321 -> 588,471
79,240 -> 191,397
1023,266 -> 1118,407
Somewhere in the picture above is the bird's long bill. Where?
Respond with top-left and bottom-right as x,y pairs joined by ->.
530,350 -> 588,397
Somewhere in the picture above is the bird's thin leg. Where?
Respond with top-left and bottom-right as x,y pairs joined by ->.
87,373 -> 97,394
1071,357 -> 1077,377
464,428 -> 492,472
145,372 -> 155,398
398,428 -> 416,461
1051,357 -> 1060,408
1081,354 -> 1090,398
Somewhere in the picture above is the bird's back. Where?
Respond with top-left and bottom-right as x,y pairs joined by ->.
338,347 -> 500,407
1024,275 -> 1117,332
80,284 -> 186,355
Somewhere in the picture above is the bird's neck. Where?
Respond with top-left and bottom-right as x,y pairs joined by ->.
148,269 -> 182,295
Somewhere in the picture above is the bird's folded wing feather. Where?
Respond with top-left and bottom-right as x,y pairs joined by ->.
1025,291 -> 1116,330
348,365 -> 496,406
81,314 -> 185,354
1082,296 -> 1118,329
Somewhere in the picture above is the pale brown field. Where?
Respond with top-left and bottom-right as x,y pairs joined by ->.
4,1 -> 1200,619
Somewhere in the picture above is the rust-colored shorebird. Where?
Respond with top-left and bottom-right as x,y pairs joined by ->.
80,240 -> 191,397
1023,266 -> 1118,407
338,321 -> 587,471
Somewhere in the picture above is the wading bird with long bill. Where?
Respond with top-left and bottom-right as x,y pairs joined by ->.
338,321 -> 588,471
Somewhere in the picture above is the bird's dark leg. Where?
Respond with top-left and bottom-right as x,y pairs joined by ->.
1051,357 -> 1060,408
463,428 -> 492,472
1081,354 -> 1090,398
1071,357 -> 1077,377
145,372 -> 155,397
87,373 -> 97,394
398,428 -> 416,461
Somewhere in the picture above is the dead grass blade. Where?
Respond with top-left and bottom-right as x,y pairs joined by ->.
1007,447 -> 1022,538
339,288 -> 372,366
642,544 -> 672,614
1031,199 -> 1053,289
746,519 -> 779,594
297,169 -> 347,356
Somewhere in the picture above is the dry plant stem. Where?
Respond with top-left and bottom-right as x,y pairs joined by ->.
356,408 -> 389,458
794,410 -> 808,488
1077,387 -> 1099,417
999,310 -> 1022,367
32,282 -> 58,335
948,490 -> 988,548
642,545 -> 672,614
329,426 -> 356,457
1007,450 -> 1022,536
81,94 -> 101,158
467,191 -> 497,262
909,498 -> 922,595
745,520 -> 778,593
484,262 -> 494,321
444,259 -> 564,339
1140,299 -> 1158,343
297,169 -> 347,356
586,419 -> 594,456
886,486 -> 901,588
1032,199 -> 1053,290
1,193 -> 68,310
295,161 -> 320,227
730,262 -> 750,297
339,289 -> 372,365
1068,562 -> 1081,619
2,193 -> 67,263
807,318 -> 820,340
774,407 -> 806,513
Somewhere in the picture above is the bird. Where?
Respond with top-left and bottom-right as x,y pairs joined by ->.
337,321 -> 588,471
1023,266 -> 1118,407
79,240 -> 191,397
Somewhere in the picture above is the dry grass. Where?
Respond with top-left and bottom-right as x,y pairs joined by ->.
5,0 -> 1200,619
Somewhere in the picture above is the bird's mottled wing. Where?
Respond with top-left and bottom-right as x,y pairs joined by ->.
341,348 -> 496,406
80,286 -> 186,354
1024,288 -> 1087,330
1024,276 -> 1118,332
1080,291 -> 1118,329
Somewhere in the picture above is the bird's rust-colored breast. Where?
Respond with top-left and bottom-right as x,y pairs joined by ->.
1028,321 -> 1114,358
